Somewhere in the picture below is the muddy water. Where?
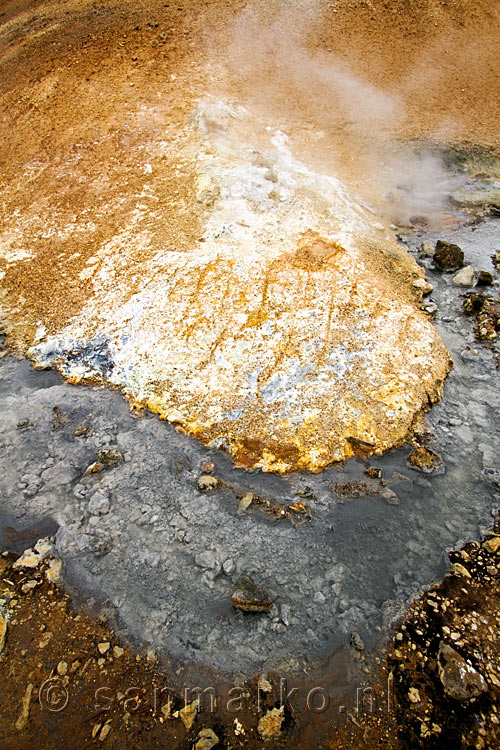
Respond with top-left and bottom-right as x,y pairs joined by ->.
0,217 -> 498,681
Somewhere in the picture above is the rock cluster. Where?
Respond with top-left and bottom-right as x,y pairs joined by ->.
389,525 -> 500,748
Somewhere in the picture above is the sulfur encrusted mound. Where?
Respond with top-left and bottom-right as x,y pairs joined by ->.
0,100 -> 451,472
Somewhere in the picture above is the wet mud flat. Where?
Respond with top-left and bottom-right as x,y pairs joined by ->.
0,213 -> 500,746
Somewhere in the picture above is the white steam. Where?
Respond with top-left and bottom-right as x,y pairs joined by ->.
220,3 -> 462,227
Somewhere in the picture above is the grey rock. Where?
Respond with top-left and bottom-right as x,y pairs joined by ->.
420,241 -> 435,257
88,489 -> 111,515
194,550 -> 218,570
452,265 -> 475,287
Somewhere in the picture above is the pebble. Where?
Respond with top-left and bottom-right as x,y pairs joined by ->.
477,270 -> 494,286
97,448 -> 124,467
46,558 -> 62,583
420,241 -> 435,257
409,687 -> 420,703
483,537 -> 500,554
21,580 -> 38,593
176,700 -> 199,730
99,721 -> 112,741
451,563 -> 471,578
258,676 -> 273,694
13,538 -> 52,569
194,550 -> 218,570
350,631 -> 365,652
412,278 -> 433,295
237,492 -> 253,514
257,706 -> 285,739
197,475 -> 219,491
231,576 -> 272,613
57,660 -> 68,676
194,728 -> 219,750
98,642 -> 110,654
15,683 -> 33,731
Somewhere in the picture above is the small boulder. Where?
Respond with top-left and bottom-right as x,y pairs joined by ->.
438,643 -> 487,702
433,240 -> 464,271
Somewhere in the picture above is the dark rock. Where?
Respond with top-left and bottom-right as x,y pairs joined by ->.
437,643 -> 488,702
477,270 -> 494,286
231,575 -> 272,613
433,240 -> 464,271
